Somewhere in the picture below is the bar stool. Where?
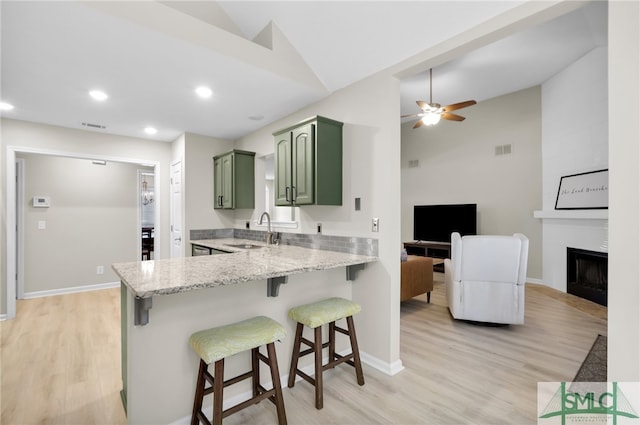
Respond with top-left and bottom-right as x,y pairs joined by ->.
189,316 -> 287,425
287,297 -> 364,409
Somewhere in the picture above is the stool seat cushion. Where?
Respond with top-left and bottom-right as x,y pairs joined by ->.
288,297 -> 361,328
189,316 -> 286,364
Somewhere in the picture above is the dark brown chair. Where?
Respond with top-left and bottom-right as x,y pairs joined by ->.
189,316 -> 287,425
287,297 -> 364,409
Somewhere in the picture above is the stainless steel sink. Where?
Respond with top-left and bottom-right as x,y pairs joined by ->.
224,243 -> 265,250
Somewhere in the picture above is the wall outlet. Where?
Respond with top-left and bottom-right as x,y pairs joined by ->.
372,218 -> 379,232
96,266 -> 104,275
38,220 -> 46,230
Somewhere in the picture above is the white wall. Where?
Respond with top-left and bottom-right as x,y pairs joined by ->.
401,86 -> 543,279
234,71 -> 403,369
608,0 -> 640,381
540,46 -> 608,291
18,154 -> 151,293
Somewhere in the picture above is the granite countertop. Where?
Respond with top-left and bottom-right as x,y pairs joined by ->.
112,239 -> 377,298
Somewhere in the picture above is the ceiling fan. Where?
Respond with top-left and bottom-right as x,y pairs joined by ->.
402,68 -> 477,128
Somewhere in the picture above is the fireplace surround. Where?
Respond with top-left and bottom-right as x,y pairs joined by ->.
567,247 -> 608,306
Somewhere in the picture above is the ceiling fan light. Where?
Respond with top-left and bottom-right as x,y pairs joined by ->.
422,112 -> 441,126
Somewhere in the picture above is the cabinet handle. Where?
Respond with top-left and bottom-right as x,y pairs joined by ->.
292,186 -> 297,202
218,196 -> 223,207
285,187 -> 290,202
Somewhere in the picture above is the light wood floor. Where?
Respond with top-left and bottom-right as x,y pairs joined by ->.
1,277 -> 606,425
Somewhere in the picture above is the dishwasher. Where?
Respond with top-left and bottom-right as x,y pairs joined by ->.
191,244 -> 232,256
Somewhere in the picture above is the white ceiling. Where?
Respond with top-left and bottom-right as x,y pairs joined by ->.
1,1 -> 606,142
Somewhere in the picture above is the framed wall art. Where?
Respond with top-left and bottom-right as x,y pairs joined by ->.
555,169 -> 608,210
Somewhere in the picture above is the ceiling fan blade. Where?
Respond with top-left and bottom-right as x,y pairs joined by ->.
416,100 -> 428,110
442,112 -> 465,121
413,119 -> 425,129
443,100 -> 476,112
401,113 -> 421,118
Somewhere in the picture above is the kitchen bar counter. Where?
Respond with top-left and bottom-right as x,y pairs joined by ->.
113,238 -> 377,299
115,238 -> 378,423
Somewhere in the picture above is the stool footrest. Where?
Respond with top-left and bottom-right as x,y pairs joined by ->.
294,369 -> 316,386
326,353 -> 355,370
223,388 -> 276,418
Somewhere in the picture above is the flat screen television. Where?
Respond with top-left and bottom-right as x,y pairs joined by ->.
413,204 -> 477,243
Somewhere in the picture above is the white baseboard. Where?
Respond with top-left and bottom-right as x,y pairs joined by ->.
526,277 -> 544,285
22,281 -> 120,299
360,351 -> 404,375
0,314 -> 7,322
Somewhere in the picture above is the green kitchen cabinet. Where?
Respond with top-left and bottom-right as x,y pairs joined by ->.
213,150 -> 255,209
273,116 -> 343,206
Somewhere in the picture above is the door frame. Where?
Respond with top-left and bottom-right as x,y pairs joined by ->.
170,159 -> 184,258
4,146 -> 161,321
15,158 -> 25,300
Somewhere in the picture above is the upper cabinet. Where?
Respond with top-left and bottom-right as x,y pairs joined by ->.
273,116 -> 343,206
213,150 -> 255,209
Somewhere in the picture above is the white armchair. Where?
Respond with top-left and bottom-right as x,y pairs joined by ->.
444,232 -> 529,325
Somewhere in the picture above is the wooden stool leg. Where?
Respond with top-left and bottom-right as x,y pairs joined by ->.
191,359 -> 207,425
288,323 -> 304,388
328,321 -> 336,368
266,342 -> 288,425
346,316 -> 365,386
252,347 -> 260,398
212,358 -> 225,425
314,326 -> 323,409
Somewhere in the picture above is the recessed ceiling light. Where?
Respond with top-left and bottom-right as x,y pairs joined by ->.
0,102 -> 15,111
89,90 -> 108,101
195,86 -> 213,98
144,127 -> 158,135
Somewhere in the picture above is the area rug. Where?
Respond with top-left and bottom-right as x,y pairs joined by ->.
573,334 -> 607,382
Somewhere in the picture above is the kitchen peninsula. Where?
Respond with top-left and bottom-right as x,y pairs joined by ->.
112,239 -> 377,424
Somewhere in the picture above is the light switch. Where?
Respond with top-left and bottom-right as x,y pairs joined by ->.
38,220 -> 46,230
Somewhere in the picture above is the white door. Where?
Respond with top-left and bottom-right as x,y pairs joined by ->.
170,161 -> 183,258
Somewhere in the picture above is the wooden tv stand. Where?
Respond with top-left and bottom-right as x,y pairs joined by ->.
403,241 -> 451,272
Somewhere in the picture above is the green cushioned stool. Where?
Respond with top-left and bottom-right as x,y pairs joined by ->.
287,297 -> 364,409
189,316 -> 287,425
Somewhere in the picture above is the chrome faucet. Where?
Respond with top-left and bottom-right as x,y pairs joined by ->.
259,212 -> 274,244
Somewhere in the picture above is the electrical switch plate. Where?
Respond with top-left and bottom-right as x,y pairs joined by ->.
38,220 -> 46,230
372,218 -> 379,232
96,266 -> 104,275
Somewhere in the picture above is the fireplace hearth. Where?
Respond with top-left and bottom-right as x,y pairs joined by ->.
567,247 -> 608,306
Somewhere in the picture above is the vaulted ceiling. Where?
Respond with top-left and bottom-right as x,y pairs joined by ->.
1,1 -> 606,142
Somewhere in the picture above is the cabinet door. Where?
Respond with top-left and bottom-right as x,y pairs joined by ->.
213,156 -> 223,209
221,153 -> 234,209
292,124 -> 314,205
274,133 -> 292,206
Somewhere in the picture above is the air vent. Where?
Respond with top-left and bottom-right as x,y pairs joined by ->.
494,144 -> 512,156
81,122 -> 106,130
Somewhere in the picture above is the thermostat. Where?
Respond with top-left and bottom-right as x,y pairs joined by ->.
33,196 -> 51,208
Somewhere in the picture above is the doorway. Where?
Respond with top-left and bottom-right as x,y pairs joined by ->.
139,170 -> 155,260
4,146 -> 161,320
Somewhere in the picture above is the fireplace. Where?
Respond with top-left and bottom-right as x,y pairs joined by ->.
567,247 -> 608,306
